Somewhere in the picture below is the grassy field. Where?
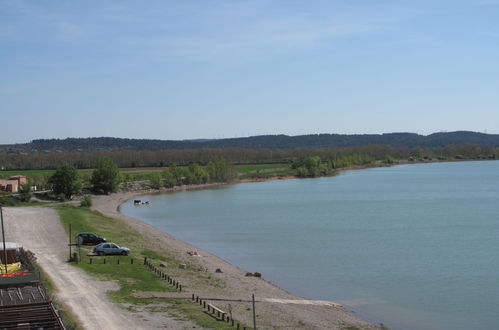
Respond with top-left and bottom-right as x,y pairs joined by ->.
56,205 -> 242,329
1,163 -> 296,183
234,163 -> 295,179
0,169 -> 57,178
0,168 -> 159,179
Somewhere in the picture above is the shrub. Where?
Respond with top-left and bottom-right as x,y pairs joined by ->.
19,183 -> 33,202
80,195 -> 92,207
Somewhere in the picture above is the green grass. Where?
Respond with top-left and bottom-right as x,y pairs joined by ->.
234,163 -> 296,179
160,298 -> 241,329
76,255 -> 176,304
57,205 -> 145,248
120,167 -> 164,173
55,205 -> 247,328
0,169 -> 56,178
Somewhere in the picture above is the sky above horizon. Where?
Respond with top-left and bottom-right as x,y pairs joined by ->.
1,0 -> 499,144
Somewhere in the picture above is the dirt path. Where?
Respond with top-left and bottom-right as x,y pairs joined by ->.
1,207 -> 188,330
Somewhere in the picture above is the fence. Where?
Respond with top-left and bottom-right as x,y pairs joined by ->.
143,257 -> 251,329
143,257 -> 182,292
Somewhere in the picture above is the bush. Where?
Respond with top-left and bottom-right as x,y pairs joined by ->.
80,195 -> 92,207
19,183 -> 33,202
146,172 -> 162,189
0,195 -> 21,206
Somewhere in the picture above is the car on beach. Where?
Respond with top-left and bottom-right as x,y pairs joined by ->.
76,232 -> 106,245
93,242 -> 130,256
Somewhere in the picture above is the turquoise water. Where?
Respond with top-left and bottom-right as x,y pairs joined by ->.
121,161 -> 499,330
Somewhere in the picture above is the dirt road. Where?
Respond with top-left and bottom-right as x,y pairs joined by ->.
1,207 -> 185,330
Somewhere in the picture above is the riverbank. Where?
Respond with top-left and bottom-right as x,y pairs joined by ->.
91,181 -> 380,329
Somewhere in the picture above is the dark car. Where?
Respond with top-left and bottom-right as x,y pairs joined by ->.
76,232 -> 106,245
93,242 -> 130,256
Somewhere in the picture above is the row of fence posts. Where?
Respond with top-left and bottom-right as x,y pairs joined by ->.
192,294 -> 249,329
71,252 -> 136,265
86,256 -> 134,265
143,257 -> 182,292
144,257 -> 253,329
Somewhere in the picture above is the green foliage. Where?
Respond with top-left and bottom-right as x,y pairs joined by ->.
293,156 -> 330,177
27,173 -> 51,191
2,140 -> 499,172
91,157 -> 122,194
186,163 -> 208,184
207,156 -> 234,182
160,163 -> 208,187
384,155 -> 396,164
329,154 -> 374,169
18,182 -> 32,202
80,195 -> 92,207
161,167 -> 177,188
48,165 -> 81,199
0,195 -> 21,206
148,172 -> 162,189
171,165 -> 188,185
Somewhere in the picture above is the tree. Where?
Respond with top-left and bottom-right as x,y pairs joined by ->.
162,167 -> 177,188
170,165 -> 187,185
18,182 -> 33,202
148,172 -> 162,189
187,163 -> 208,184
207,156 -> 233,182
91,157 -> 121,194
293,156 -> 321,177
49,165 -> 81,199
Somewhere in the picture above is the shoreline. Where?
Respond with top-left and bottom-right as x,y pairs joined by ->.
90,159 -> 476,328
90,176 -> 380,329
90,160 -> 460,328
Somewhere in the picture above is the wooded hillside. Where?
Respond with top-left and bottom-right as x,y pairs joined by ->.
2,131 -> 499,153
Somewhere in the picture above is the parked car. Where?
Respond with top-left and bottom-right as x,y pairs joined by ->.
93,242 -> 130,256
76,232 -> 106,245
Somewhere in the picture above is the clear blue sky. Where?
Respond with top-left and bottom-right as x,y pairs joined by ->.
1,0 -> 498,144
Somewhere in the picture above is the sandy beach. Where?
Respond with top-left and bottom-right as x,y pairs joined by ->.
90,183 -> 380,329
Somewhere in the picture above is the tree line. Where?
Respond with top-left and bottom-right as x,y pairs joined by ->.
3,131 -> 499,153
46,155 -> 235,200
49,156 -> 122,199
1,144 -> 498,171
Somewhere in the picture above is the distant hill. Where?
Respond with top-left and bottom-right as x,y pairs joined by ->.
1,131 -> 498,153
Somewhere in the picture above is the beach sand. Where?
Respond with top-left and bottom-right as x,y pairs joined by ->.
91,184 -> 379,330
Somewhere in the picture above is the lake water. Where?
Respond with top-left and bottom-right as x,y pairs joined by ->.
120,160 -> 499,330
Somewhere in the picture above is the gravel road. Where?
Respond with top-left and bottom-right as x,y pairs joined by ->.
1,207 -> 174,330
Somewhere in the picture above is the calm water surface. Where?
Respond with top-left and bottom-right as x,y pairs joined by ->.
121,161 -> 499,330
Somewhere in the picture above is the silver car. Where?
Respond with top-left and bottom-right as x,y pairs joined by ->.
93,242 -> 130,256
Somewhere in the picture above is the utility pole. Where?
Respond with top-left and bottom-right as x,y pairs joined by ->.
252,294 -> 257,330
1,206 -> 8,274
69,223 -> 72,261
